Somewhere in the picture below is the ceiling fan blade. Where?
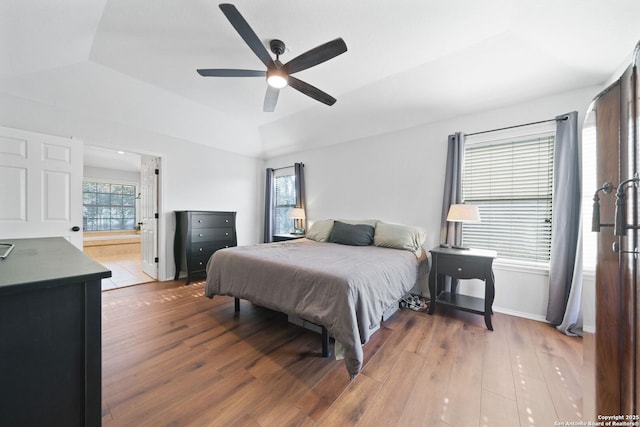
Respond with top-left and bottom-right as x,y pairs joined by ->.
284,38 -> 347,75
219,4 -> 274,68
263,86 -> 280,112
197,69 -> 266,77
288,76 -> 336,106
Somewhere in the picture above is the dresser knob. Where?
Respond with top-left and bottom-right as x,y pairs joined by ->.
198,219 -> 203,223
225,219 -> 229,223
199,248 -> 203,252
199,261 -> 203,265
457,267 -> 463,272
225,232 -> 229,236
199,233 -> 204,237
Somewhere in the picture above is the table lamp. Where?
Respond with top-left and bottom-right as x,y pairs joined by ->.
289,208 -> 306,234
445,203 -> 480,250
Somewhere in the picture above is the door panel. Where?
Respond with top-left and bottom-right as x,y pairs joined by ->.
140,155 -> 159,279
594,80 -> 624,415
592,52 -> 638,416
0,126 -> 82,248
619,64 -> 636,417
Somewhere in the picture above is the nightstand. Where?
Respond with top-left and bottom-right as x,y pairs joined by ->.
272,233 -> 306,242
428,246 -> 497,330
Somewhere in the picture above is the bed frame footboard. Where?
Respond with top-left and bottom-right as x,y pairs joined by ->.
234,297 -> 330,358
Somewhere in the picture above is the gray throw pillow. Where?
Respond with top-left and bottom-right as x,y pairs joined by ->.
328,221 -> 375,246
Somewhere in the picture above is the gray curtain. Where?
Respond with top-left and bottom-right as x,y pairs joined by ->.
438,132 -> 465,294
263,168 -> 274,243
440,132 -> 465,246
294,162 -> 307,231
547,111 -> 583,335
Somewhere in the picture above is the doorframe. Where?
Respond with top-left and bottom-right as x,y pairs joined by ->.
84,146 -> 167,281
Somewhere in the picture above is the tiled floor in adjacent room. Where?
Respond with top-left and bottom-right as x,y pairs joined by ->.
89,252 -> 154,291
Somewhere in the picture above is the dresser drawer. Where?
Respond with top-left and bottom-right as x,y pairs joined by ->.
191,213 -> 235,228
437,255 -> 487,279
189,253 -> 213,271
189,242 -> 232,271
191,227 -> 234,242
190,241 -> 233,256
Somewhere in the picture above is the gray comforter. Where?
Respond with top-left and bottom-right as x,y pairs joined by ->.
204,238 -> 427,377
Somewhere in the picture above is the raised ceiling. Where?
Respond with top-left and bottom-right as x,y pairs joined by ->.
1,0 -> 640,158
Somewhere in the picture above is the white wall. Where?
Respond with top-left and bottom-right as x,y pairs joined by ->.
266,85 -> 600,320
1,84 -> 602,317
0,92 -> 264,281
84,166 -> 140,184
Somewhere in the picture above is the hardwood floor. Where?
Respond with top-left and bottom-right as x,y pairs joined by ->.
101,280 -> 583,427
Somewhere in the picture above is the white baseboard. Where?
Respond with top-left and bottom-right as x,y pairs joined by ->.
492,306 -> 548,323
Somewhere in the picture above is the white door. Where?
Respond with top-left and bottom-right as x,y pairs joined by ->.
0,126 -> 83,248
140,155 -> 159,279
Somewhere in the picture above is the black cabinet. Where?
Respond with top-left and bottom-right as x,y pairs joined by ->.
174,211 -> 237,284
0,237 -> 111,427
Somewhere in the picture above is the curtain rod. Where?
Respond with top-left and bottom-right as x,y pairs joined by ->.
270,162 -> 303,171
466,116 -> 568,137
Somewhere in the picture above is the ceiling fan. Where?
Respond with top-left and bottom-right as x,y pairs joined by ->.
197,3 -> 347,112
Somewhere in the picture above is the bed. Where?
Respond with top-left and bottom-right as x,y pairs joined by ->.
204,220 -> 428,377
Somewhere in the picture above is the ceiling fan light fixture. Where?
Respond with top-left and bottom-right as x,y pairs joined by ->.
198,5 -> 346,110
267,69 -> 288,89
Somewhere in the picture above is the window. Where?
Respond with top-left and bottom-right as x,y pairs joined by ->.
273,167 -> 297,234
82,181 -> 137,231
461,130 -> 555,263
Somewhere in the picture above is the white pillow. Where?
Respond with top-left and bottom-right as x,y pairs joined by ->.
374,222 -> 427,257
305,219 -> 334,242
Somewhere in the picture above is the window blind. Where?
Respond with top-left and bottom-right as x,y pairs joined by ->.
462,134 -> 555,262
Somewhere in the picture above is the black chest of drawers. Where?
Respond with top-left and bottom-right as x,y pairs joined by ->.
174,211 -> 237,284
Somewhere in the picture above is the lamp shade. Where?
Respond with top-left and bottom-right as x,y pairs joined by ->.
289,208 -> 306,219
446,204 -> 481,223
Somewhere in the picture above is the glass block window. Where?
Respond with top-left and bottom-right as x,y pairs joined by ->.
83,181 -> 137,231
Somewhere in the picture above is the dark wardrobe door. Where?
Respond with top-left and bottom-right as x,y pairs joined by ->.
592,52 -> 638,416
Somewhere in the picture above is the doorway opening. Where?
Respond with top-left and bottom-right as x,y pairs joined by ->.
82,146 -> 161,290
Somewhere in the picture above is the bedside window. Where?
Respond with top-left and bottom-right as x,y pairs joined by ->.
462,129 -> 555,264
273,167 -> 297,235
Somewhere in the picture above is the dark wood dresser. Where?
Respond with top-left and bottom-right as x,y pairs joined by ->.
174,210 -> 237,284
0,237 -> 111,427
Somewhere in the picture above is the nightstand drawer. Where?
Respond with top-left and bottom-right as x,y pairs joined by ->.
436,255 -> 486,279
191,213 -> 235,228
191,228 -> 234,242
